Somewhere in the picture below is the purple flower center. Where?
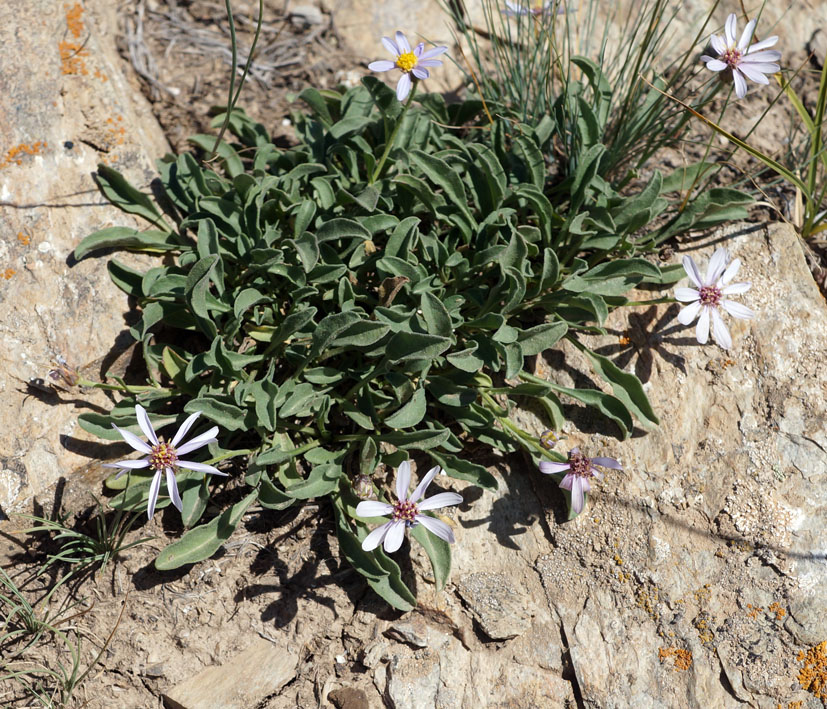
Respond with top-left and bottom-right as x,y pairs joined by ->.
722,47 -> 742,68
149,440 -> 178,471
392,499 -> 418,527
396,51 -> 417,73
568,451 -> 593,478
698,285 -> 722,306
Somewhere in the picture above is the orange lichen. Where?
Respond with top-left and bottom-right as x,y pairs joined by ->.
59,40 -> 89,75
769,602 -> 786,621
0,142 -> 47,169
798,641 -> 827,700
746,603 -> 763,620
2,269 -> 17,280
65,3 -> 84,39
60,4 -> 89,75
17,232 -> 31,246
658,647 -> 693,671
618,331 -> 631,346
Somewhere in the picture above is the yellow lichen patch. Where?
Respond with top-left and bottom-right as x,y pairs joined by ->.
17,232 -> 31,246
797,641 -> 827,700
2,269 -> 17,280
769,602 -> 786,621
658,647 -> 693,671
1,141 -> 48,169
613,554 -> 623,566
693,613 -> 715,645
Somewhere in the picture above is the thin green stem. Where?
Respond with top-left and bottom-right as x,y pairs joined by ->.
76,378 -> 168,395
370,82 -> 419,184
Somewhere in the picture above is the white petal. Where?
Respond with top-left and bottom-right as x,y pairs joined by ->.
355,500 -> 394,518
675,287 -> 700,302
416,515 -> 455,543
411,465 -> 440,502
411,67 -> 429,80
539,461 -> 571,474
739,61 -> 779,75
166,468 -> 182,511
368,60 -> 395,72
396,460 -> 411,501
592,456 -> 622,470
569,476 -> 585,514
710,308 -> 732,349
171,411 -> 201,447
590,467 -> 604,480
175,427 -> 219,455
721,300 -> 755,320
733,69 -> 748,99
419,46 -> 448,60
696,306 -> 711,344
724,14 -> 737,46
709,34 -> 727,55
747,36 -> 778,52
706,247 -> 728,284
720,257 -> 741,284
677,300 -> 703,325
703,59 -> 728,72
416,59 -> 443,68
135,405 -> 158,445
381,35 -> 399,56
362,521 -> 392,551
395,31 -> 410,54
722,281 -> 751,295
111,424 -> 152,454
418,491 -> 463,511
742,49 -> 781,63
738,64 -> 770,84
396,73 -> 412,101
413,42 -> 425,58
682,254 -> 703,287
178,460 -> 226,476
738,19 -> 756,52
147,471 -> 162,519
383,521 -> 406,553
109,458 -> 151,469
558,472 -> 574,490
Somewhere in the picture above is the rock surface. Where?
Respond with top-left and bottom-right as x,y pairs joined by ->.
0,0 -> 168,515
326,222 -> 827,709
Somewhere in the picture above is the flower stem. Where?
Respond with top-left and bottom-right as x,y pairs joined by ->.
76,377 -> 168,395
623,296 -> 676,307
370,81 -> 418,184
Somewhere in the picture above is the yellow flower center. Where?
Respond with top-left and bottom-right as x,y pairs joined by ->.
396,51 -> 417,73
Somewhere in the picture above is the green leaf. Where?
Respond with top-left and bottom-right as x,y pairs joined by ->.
184,397 -> 247,431
545,383 -> 632,438
580,345 -> 660,429
155,490 -> 258,570
429,451 -> 497,490
233,288 -> 269,319
282,463 -> 342,499
385,332 -> 452,363
410,521 -> 452,591
517,322 -> 568,356
94,164 -> 170,230
420,292 -> 452,338
382,428 -> 451,450
409,150 -> 475,225
258,474 -> 295,510
447,343 -> 484,373
384,388 -> 427,429
107,259 -> 144,296
74,227 -> 180,260
180,475 -> 210,528
185,255 -> 220,339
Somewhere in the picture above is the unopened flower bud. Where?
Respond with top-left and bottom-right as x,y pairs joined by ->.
353,474 -> 375,500
539,429 -> 560,450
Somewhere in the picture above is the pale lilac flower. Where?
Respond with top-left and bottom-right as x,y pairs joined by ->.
368,31 -> 448,101
700,14 -> 781,99
503,0 -> 559,16
356,460 -> 462,553
105,405 -> 226,519
539,447 -> 621,515
675,247 -> 754,350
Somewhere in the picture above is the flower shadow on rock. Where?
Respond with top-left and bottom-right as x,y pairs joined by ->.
593,304 -> 690,383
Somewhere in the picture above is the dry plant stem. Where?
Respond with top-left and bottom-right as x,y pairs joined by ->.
209,0 -> 265,160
